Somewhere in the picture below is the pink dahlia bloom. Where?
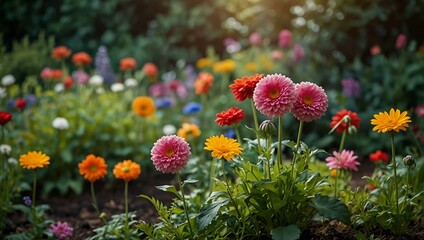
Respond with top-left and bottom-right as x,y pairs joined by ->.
50,221 -> 73,240
291,82 -> 328,122
326,150 -> 360,171
253,73 -> 295,118
151,135 -> 191,173
249,32 -> 263,46
292,44 -> 305,62
395,34 -> 407,49
278,29 -> 292,48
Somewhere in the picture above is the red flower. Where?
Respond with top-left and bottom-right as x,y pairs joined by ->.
15,98 -> 26,110
51,46 -> 72,60
0,111 -> 12,125
215,107 -> 245,127
120,57 -> 137,71
72,52 -> 92,67
142,62 -> 158,77
369,150 -> 389,163
329,109 -> 361,133
64,76 -> 75,89
230,74 -> 264,102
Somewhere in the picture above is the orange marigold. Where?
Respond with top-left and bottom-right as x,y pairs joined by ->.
78,154 -> 108,182
19,151 -> 50,169
142,62 -> 158,77
72,52 -> 92,67
120,57 -> 137,71
229,74 -> 264,102
132,96 -> 156,117
52,46 -> 72,60
194,72 -> 214,95
177,123 -> 201,140
113,160 -> 141,182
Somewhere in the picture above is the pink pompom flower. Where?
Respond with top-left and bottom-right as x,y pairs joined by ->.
326,150 -> 360,171
395,34 -> 407,49
151,135 -> 191,174
50,221 -> 73,240
253,73 -> 295,118
291,82 -> 328,122
278,29 -> 293,48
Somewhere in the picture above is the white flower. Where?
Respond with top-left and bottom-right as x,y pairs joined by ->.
1,74 -> 15,86
111,83 -> 125,92
124,78 -> 138,87
0,144 -> 12,155
89,75 -> 104,86
54,83 -> 64,92
8,157 -> 18,165
162,124 -> 177,135
0,87 -> 7,98
52,117 -> 70,130
96,87 -> 105,94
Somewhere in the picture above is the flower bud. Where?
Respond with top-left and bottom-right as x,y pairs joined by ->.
259,120 -> 276,138
348,125 -> 357,135
403,155 -> 415,167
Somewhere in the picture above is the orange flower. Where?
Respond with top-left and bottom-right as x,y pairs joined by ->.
194,72 -> 214,95
52,46 -> 72,60
50,69 -> 63,80
132,96 -> 156,117
113,160 -> 141,182
72,52 -> 92,67
19,151 -> 50,169
177,123 -> 201,140
78,154 -> 108,182
120,57 -> 137,71
142,62 -> 158,77
229,74 -> 264,102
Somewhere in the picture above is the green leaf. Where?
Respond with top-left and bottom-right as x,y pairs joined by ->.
196,199 -> 230,230
310,194 -> 351,224
271,224 -> 301,240
156,185 -> 181,198
183,179 -> 198,186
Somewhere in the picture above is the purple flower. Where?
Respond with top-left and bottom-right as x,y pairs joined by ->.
23,196 -> 31,206
224,128 -> 237,139
72,70 -> 90,85
183,102 -> 202,115
155,98 -> 173,108
94,46 -> 116,84
50,221 -> 73,240
341,78 -> 360,98
25,94 -> 37,107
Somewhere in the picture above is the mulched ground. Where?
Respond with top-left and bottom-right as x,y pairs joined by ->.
4,160 -> 424,239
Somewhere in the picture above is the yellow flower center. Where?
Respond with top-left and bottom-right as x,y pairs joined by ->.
123,166 -> 130,173
90,165 -> 98,172
165,148 -> 175,157
303,96 -> 313,106
268,89 -> 280,99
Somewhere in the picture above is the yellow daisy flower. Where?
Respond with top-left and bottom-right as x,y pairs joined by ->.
204,135 -> 243,161
19,151 -> 50,169
371,108 -> 411,133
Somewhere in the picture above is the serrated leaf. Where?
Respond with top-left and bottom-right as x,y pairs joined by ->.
310,194 -> 351,224
271,224 -> 301,240
155,185 -> 181,198
196,199 -> 230,230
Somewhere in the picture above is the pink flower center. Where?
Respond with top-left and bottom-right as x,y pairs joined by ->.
165,148 -> 175,157
268,89 -> 280,99
303,96 -> 313,106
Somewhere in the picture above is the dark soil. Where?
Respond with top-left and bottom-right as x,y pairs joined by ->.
4,160 -> 424,239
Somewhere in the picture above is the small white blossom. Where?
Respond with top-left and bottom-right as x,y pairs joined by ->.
54,83 -> 64,92
8,157 -> 18,165
52,117 -> 70,130
0,87 -> 7,98
0,144 -> 12,155
124,78 -> 138,87
111,83 -> 125,92
96,87 -> 105,94
89,75 -> 104,86
1,74 -> 15,86
162,124 -> 177,135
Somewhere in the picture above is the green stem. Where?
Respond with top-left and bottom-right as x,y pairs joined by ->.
235,124 -> 242,145
335,130 -> 347,198
338,130 -> 347,153
208,158 -> 217,194
250,99 -> 263,154
91,182 -> 99,214
32,170 -> 36,210
124,181 -> 129,240
266,136 -> 272,180
177,172 -> 194,237
277,116 -> 283,170
390,133 -> 400,219
221,162 -> 241,218
291,121 -> 304,175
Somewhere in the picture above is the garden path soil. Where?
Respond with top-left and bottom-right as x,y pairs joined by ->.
5,160 -> 424,239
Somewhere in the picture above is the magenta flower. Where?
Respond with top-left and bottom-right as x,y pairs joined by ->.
253,73 -> 295,118
151,135 -> 191,173
249,32 -> 263,46
326,150 -> 360,171
292,44 -> 305,62
50,221 -> 73,240
415,104 -> 424,118
72,70 -> 90,85
278,29 -> 292,48
291,82 -> 328,122
395,34 -> 407,49
149,82 -> 170,97
341,78 -> 360,98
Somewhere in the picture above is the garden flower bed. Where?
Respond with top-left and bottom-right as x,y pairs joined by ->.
1,29 -> 424,239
